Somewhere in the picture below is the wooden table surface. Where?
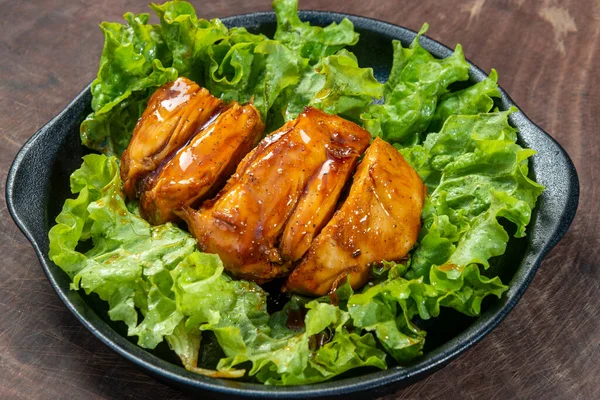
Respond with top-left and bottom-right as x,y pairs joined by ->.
1,0 -> 598,398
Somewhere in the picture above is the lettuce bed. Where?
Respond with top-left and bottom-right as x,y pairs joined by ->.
48,0 -> 543,385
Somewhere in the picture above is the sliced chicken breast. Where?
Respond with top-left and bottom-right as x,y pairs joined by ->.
178,107 -> 370,283
120,77 -> 223,199
140,102 -> 264,224
284,137 -> 426,296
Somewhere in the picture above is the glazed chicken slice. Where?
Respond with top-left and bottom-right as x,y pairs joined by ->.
120,77 -> 223,199
178,107 -> 370,283
139,102 -> 264,224
284,138 -> 426,296
279,156 -> 357,262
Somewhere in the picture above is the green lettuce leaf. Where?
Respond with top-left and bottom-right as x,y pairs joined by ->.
151,1 -> 228,83
428,69 -> 501,132
204,4 -> 377,129
204,298 -> 387,385
89,13 -> 172,113
204,27 -> 267,104
49,154 -> 196,347
48,155 -> 256,377
81,13 -> 177,155
361,24 -> 470,146
206,37 -> 305,122
273,0 -> 359,64
308,50 -> 383,121
172,253 -> 386,385
348,277 -> 438,362
268,49 -> 382,128
401,109 -> 544,315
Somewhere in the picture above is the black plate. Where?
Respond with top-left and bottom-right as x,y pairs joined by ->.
5,10 -> 579,399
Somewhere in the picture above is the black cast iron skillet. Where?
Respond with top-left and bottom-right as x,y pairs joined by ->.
5,10 -> 579,399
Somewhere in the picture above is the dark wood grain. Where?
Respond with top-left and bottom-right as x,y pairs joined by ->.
1,0 -> 597,399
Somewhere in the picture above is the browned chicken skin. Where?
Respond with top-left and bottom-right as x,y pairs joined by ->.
120,77 -> 223,199
284,138 -> 426,296
139,103 -> 264,224
178,107 -> 370,283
